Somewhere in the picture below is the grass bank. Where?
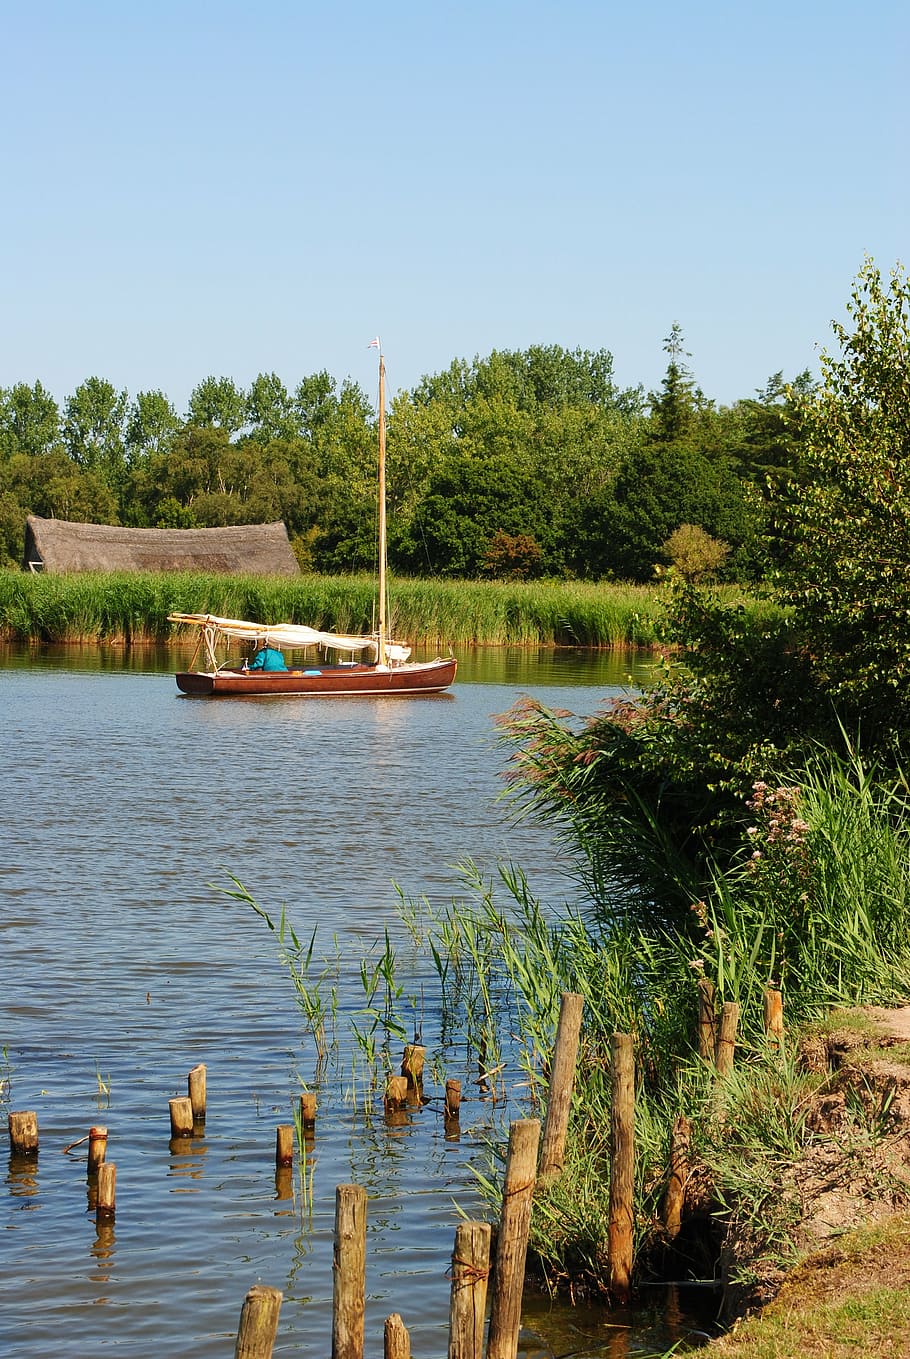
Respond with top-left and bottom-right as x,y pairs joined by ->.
0,570 -> 679,647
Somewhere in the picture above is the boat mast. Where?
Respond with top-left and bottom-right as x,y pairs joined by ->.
377,344 -> 388,666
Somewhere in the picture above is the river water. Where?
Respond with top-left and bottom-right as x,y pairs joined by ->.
0,645 -> 711,1357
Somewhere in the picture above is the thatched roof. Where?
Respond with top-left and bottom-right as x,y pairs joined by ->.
23,516 -> 300,576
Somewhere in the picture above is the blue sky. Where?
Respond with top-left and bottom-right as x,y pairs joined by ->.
2,0 -> 907,416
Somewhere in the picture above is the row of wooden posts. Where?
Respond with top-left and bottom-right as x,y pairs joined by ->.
7,987 -> 785,1358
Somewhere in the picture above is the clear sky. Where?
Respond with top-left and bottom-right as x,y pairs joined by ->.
2,0 -> 907,416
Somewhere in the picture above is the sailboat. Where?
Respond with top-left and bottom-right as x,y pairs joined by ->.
169,343 -> 457,697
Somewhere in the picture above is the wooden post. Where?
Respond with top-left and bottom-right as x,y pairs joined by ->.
539,992 -> 584,1177
88,1126 -> 108,1174
608,1033 -> 635,1306
275,1124 -> 294,1167
447,1220 -> 491,1359
697,978 -> 717,1061
763,989 -> 784,1046
715,1002 -> 741,1076
486,1118 -> 540,1359
235,1283 -> 283,1359
332,1183 -> 367,1359
384,1313 -> 411,1359
188,1063 -> 207,1123
96,1162 -> 116,1219
401,1044 -> 425,1088
661,1115 -> 691,1240
169,1096 -> 194,1138
444,1079 -> 462,1118
385,1074 -> 408,1112
7,1111 -> 39,1157
300,1091 -> 317,1127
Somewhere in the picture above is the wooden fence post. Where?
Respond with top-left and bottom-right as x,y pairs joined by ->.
234,1283 -> 283,1359
332,1183 -> 367,1359
300,1092 -> 317,1128
763,989 -> 784,1047
96,1162 -> 116,1219
401,1044 -> 425,1089
275,1125 -> 294,1167
697,978 -> 717,1061
447,1220 -> 491,1359
486,1118 -> 540,1359
715,1003 -> 741,1076
444,1079 -> 462,1118
608,1033 -> 635,1306
169,1097 -> 194,1139
539,992 -> 584,1178
661,1115 -> 691,1240
188,1063 -> 207,1123
87,1126 -> 108,1174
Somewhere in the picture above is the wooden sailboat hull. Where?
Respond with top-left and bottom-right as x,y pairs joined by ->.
176,656 -> 457,697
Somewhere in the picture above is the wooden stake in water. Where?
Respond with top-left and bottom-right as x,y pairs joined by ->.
332,1183 -> 367,1359
7,1111 -> 39,1157
88,1126 -> 108,1174
385,1074 -> 408,1112
444,1079 -> 462,1118
96,1162 -> 116,1219
539,992 -> 584,1177
401,1044 -> 425,1088
661,1115 -> 691,1241
486,1118 -> 540,1359
275,1125 -> 294,1167
448,1220 -> 491,1359
608,1033 -> 635,1306
188,1063 -> 207,1123
384,1313 -> 411,1359
234,1283 -> 283,1359
169,1097 -> 194,1138
715,1003 -> 741,1076
300,1091 -> 317,1128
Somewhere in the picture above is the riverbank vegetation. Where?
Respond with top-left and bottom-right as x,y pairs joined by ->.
0,568 -> 718,648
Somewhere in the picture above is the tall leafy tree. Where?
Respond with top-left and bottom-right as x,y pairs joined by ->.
245,372 -> 297,443
126,389 -> 181,460
186,376 -> 246,434
62,378 -> 128,490
0,381 -> 62,458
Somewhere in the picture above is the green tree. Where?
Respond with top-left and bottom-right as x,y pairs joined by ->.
62,378 -> 128,485
126,390 -> 180,461
186,376 -> 246,434
0,381 -> 62,458
246,372 -> 297,443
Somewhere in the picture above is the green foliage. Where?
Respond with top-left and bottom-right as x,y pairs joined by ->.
660,523 -> 730,582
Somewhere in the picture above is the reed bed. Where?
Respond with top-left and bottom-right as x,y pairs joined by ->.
0,570 -> 678,648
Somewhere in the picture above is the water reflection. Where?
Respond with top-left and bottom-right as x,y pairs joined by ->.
89,1220 -> 117,1281
6,1153 -> 40,1200
167,1136 -> 208,1181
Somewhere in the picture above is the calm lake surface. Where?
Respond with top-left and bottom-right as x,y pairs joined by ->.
1,645 -> 710,1357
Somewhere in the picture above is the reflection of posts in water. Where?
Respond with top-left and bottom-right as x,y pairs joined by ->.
234,1283 -> 283,1359
332,1184 -> 367,1359
487,1119 -> 540,1359
664,1283 -> 683,1345
447,1220 -> 491,1359
7,1110 -> 39,1157
384,1312 -> 411,1359
168,1136 -> 208,1180
605,1322 -> 630,1359
274,1165 -> 293,1203
7,1153 -> 40,1198
444,1114 -> 461,1142
90,1218 -> 116,1274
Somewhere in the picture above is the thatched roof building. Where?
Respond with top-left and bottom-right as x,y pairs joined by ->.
23,516 -> 300,576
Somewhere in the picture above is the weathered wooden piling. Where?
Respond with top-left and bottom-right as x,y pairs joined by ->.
384,1312 -> 411,1359
385,1074 -> 409,1112
332,1183 -> 367,1359
608,1033 -> 635,1306
447,1220 -> 491,1359
401,1044 -> 425,1088
697,978 -> 717,1061
88,1125 -> 108,1174
661,1115 -> 691,1240
715,1002 -> 741,1076
169,1096 -> 194,1138
763,989 -> 784,1046
539,991 -> 584,1178
188,1063 -> 207,1123
275,1124 -> 294,1167
7,1111 -> 39,1157
486,1118 -> 540,1359
444,1078 -> 462,1119
96,1162 -> 116,1219
234,1283 -> 283,1359
300,1091 -> 317,1127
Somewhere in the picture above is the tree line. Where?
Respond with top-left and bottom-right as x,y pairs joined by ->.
0,335 -> 814,578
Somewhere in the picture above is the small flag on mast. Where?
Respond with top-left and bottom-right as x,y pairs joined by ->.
369,336 -> 380,350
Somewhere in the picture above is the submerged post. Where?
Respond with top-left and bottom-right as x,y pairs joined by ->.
7,1111 -> 39,1157
608,1033 -> 635,1306
486,1118 -> 540,1359
447,1220 -> 491,1359
234,1284 -> 283,1359
332,1183 -> 367,1359
539,992 -> 584,1177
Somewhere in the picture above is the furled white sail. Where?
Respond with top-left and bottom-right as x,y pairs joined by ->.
168,613 -> 411,662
